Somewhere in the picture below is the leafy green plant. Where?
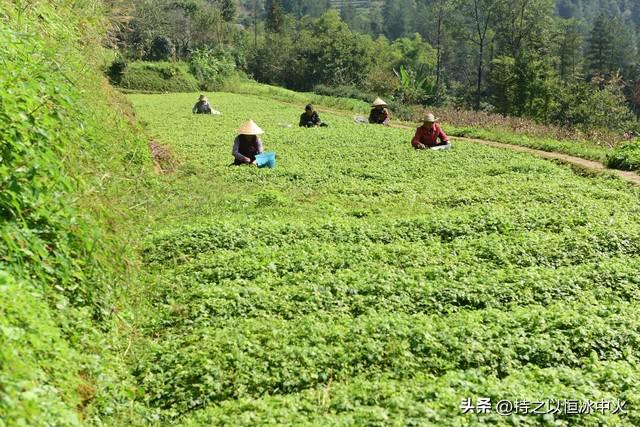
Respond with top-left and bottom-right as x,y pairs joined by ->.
125,91 -> 640,425
393,64 -> 436,105
188,48 -> 236,91
607,140 -> 640,171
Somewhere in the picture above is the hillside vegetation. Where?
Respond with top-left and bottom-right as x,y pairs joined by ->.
114,0 -> 640,127
1,0 -> 149,424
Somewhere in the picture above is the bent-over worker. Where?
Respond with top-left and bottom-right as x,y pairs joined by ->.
411,113 -> 451,150
299,104 -> 327,127
369,97 -> 390,125
193,94 -> 213,114
232,119 -> 264,165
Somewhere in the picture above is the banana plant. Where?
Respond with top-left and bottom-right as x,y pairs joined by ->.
393,64 -> 436,94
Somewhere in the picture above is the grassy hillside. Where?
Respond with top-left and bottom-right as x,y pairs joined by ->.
1,1 -> 150,424
126,92 -> 640,425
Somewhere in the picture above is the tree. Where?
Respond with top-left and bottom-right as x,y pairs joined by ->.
414,0 -> 457,89
587,14 -> 614,75
248,31 -> 293,85
489,55 -> 516,114
549,78 -> 635,131
148,35 -> 175,60
512,53 -> 557,119
383,0 -> 417,40
214,0 -> 236,22
494,0 -> 553,59
610,16 -> 638,78
291,11 -> 375,90
281,0 -> 331,18
265,0 -> 285,32
556,0 -> 579,19
461,0 -> 504,110
340,2 -> 357,28
369,1 -> 385,36
557,18 -> 584,81
165,0 -> 199,57
192,2 -> 229,48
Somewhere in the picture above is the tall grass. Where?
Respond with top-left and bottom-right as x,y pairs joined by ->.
1,1 -> 151,424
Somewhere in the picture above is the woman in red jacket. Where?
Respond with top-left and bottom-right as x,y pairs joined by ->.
411,113 -> 451,150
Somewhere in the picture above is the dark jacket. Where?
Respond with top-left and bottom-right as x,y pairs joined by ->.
369,107 -> 389,125
299,111 -> 322,127
193,101 -> 212,114
232,135 -> 264,164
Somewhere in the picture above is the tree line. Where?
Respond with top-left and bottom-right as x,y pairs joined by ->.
107,0 -> 640,133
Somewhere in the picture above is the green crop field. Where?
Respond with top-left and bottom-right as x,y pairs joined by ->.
125,92 -> 640,426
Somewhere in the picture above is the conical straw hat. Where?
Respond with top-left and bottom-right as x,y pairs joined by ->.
371,97 -> 387,107
236,119 -> 264,135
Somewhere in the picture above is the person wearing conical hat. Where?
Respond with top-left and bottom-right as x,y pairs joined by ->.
232,120 -> 264,165
411,113 -> 451,150
193,94 -> 213,114
368,97 -> 390,125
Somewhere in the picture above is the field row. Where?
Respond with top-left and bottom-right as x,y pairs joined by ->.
181,363 -> 640,426
144,253 -> 640,328
136,303 -> 640,416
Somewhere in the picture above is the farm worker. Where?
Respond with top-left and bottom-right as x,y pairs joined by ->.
411,113 -> 451,149
232,119 -> 264,165
299,104 -> 327,127
192,94 -> 213,114
368,97 -> 390,125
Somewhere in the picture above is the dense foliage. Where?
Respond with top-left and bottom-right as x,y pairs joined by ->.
127,91 -> 640,425
110,0 -> 640,135
607,140 -> 640,170
1,0 -> 150,424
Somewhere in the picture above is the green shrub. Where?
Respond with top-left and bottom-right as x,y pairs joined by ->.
106,56 -> 128,84
607,140 -> 640,171
118,61 -> 199,92
148,35 -> 175,61
550,81 -> 636,133
365,68 -> 400,97
188,48 -> 236,91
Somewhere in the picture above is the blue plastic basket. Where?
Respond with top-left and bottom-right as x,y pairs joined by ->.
255,151 -> 276,169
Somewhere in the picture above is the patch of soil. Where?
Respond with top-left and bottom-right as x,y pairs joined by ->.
149,140 -> 178,174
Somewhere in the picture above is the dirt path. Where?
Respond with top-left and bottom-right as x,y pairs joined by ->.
452,137 -> 640,185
